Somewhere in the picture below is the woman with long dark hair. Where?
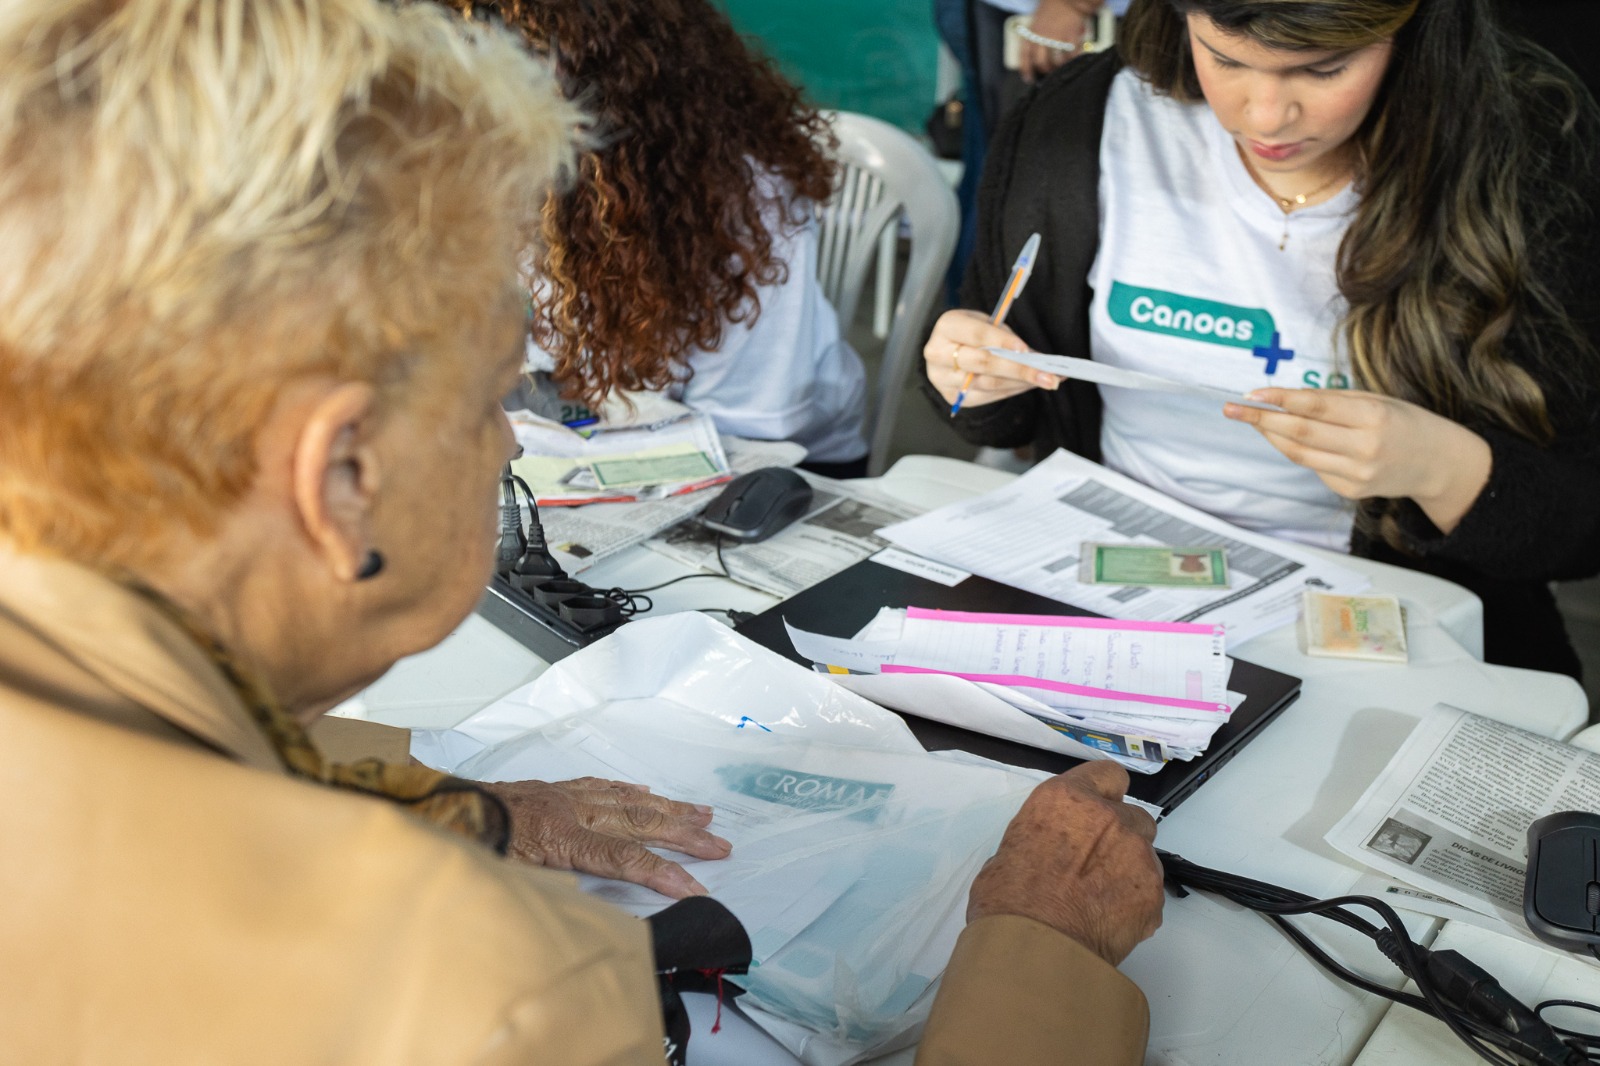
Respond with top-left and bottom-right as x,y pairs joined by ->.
923,0 -> 1600,674
456,0 -> 868,475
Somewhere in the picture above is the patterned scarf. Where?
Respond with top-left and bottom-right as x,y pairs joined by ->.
131,581 -> 511,853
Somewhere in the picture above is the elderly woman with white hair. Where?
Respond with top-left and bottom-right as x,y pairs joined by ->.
0,1 -> 1164,1061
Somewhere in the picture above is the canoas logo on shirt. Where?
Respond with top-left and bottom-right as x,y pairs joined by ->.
1108,281 -> 1336,380
1109,281 -> 1270,347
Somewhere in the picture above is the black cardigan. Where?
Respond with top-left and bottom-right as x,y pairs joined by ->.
925,51 -> 1600,677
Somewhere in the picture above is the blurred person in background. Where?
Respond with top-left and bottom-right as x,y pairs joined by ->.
479,0 -> 871,477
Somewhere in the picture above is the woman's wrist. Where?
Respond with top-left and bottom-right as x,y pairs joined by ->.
1411,424 -> 1492,536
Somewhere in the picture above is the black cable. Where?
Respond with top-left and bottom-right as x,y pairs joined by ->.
1160,852 -> 1590,1066
621,571 -> 725,596
1536,1001 -> 1600,1054
698,607 -> 756,626
623,534 -> 731,598
496,463 -> 527,576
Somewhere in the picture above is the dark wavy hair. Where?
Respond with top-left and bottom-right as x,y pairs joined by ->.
1122,0 -> 1599,544
449,0 -> 836,408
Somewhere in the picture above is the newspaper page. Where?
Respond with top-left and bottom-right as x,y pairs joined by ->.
643,476 -> 923,597
533,438 -> 805,574
1327,704 -> 1600,930
877,449 -> 1369,643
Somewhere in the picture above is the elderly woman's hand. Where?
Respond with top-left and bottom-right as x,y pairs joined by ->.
485,777 -> 731,898
967,761 -> 1162,966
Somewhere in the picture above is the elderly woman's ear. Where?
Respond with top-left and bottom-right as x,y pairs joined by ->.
287,380 -> 385,586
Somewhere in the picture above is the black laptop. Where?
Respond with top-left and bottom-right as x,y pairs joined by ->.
735,557 -> 1301,815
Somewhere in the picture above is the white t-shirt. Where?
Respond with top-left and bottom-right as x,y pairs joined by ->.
1086,69 -> 1358,549
667,205 -> 867,464
526,199 -> 867,464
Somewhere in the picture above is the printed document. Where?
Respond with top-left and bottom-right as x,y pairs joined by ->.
889,608 -> 1230,719
877,450 -> 1369,643
784,608 -> 1242,771
645,476 -> 922,598
1327,705 -> 1600,932
509,408 -> 732,505
535,437 -> 805,574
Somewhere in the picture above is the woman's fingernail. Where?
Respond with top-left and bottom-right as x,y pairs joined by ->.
693,804 -> 714,816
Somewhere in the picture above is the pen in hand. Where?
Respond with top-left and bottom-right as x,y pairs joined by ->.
950,231 -> 1041,417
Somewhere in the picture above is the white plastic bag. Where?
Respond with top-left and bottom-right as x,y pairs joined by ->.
411,614 -> 1045,1066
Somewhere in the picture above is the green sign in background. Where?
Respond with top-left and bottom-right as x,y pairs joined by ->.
716,0 -> 940,134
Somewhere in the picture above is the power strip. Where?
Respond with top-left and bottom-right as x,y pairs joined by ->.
479,573 -> 627,662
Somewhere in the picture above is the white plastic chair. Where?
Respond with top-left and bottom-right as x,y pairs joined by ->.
816,110 -> 958,476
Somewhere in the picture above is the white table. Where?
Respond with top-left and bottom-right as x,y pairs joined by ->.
345,455 -> 1589,1066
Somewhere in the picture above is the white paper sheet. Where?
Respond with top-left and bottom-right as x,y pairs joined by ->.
986,348 -> 1285,411
891,608 -> 1229,719
824,670 -> 1162,772
877,450 -> 1369,643
782,612 -> 1242,771
510,410 -> 732,505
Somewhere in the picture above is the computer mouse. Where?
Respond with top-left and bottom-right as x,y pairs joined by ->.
1524,810 -> 1600,951
698,467 -> 813,543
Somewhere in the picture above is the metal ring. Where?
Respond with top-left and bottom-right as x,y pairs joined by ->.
952,345 -> 964,373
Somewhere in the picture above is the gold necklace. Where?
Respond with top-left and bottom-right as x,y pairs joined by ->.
1238,148 -> 1351,250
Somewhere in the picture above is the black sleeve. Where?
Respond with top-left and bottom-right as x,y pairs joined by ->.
1389,118 -> 1600,582
916,71 -> 1045,450
917,51 -> 1122,455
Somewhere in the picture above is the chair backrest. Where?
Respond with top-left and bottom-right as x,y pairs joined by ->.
816,110 -> 958,476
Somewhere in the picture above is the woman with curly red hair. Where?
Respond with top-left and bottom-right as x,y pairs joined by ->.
457,0 -> 869,476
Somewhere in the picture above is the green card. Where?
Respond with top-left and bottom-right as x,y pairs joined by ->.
1078,543 -> 1230,588
590,449 -> 718,488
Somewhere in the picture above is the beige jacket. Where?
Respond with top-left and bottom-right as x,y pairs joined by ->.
0,547 -> 1147,1064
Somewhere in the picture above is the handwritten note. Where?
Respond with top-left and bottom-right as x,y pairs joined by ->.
883,608 -> 1229,720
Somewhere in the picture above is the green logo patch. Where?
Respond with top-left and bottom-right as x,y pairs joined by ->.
1108,282 -> 1275,350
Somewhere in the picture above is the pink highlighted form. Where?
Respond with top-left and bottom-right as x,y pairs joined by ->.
881,664 -> 1229,715
905,607 -> 1223,637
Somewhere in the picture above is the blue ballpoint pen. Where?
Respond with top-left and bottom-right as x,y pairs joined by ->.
950,231 -> 1041,417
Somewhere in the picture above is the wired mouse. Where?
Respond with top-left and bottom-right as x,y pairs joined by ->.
699,467 -> 813,543
1524,810 -> 1600,951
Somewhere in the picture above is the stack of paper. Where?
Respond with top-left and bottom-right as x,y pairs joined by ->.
877,450 -> 1369,643
786,607 -> 1244,773
508,399 -> 733,505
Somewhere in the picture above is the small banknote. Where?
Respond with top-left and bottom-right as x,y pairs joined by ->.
1300,590 -> 1408,663
1078,543 -> 1230,588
